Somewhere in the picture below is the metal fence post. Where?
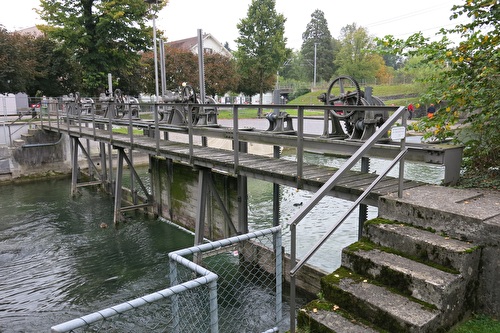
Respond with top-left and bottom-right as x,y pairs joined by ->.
275,229 -> 283,326
209,280 -> 219,333
169,257 -> 180,333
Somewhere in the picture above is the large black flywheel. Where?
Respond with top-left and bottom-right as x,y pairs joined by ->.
325,75 -> 362,107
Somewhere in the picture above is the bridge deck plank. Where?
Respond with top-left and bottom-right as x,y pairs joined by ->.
42,124 -> 425,205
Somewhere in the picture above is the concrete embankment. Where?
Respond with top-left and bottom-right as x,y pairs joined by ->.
298,185 -> 500,332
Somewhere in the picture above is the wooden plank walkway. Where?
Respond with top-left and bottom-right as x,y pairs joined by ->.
42,123 -> 426,206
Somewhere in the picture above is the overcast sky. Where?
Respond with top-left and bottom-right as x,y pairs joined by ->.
1,0 -> 465,50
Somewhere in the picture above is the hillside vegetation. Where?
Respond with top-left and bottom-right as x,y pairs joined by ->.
289,83 -> 420,106
218,83 -> 421,119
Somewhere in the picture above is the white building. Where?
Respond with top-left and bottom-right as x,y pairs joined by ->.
167,33 -> 233,58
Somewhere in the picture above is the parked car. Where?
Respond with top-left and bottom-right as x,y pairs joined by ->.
30,102 -> 41,112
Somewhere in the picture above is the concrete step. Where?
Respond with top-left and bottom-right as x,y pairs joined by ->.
13,139 -> 25,147
363,221 -> 480,276
378,185 -> 500,244
20,133 -> 35,144
27,128 -> 40,135
321,271 -> 441,333
298,307 -> 379,333
342,245 -> 464,311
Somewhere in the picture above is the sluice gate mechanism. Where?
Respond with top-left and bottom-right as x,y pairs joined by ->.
157,84 -> 219,126
318,75 -> 389,141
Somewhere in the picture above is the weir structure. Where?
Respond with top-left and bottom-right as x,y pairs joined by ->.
8,86 -> 496,332
29,90 -> 480,332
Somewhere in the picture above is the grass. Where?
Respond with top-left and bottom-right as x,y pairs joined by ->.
216,83 -> 420,119
113,127 -> 144,135
448,314 -> 500,333
292,314 -> 500,333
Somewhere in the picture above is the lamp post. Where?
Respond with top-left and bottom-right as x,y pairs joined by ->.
314,42 -> 317,88
145,0 -> 159,100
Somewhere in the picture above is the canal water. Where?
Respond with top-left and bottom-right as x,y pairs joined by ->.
0,178 -> 195,331
248,151 -> 444,272
0,152 -> 443,331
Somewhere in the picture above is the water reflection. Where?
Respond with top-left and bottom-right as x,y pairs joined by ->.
0,151 -> 444,330
0,179 -> 193,331
248,151 -> 444,271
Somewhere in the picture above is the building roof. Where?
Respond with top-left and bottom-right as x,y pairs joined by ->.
14,26 -> 44,38
167,33 -> 233,58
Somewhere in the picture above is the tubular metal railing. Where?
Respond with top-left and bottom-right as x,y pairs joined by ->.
39,100 -> 406,187
286,105 -> 408,332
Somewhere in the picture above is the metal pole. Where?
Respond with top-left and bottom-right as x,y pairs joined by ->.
159,39 -> 166,96
107,73 -> 113,95
197,29 -> 206,104
399,111 -> 407,198
359,157 -> 369,239
272,146 -> 280,227
275,230 -> 283,327
290,224 -> 296,333
313,43 -> 317,87
197,29 -> 207,147
152,9 -> 159,99
209,280 -> 219,333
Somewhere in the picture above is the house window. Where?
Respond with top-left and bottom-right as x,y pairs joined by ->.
204,48 -> 213,54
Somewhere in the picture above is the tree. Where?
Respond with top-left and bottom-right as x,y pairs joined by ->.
0,28 -> 76,96
29,36 -> 81,96
377,1 -> 500,187
235,0 -> 287,117
141,46 -> 239,97
37,0 -> 168,96
204,53 -> 239,96
335,23 -> 384,82
300,9 -> 336,83
0,27 -> 37,94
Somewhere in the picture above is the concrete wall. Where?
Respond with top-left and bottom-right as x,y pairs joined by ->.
1,129 -> 72,181
151,156 -> 241,240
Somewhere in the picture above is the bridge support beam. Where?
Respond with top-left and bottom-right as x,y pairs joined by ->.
238,175 -> 248,234
113,147 -> 125,225
113,147 -> 154,225
70,136 -> 105,196
70,136 -> 79,196
194,167 -> 238,248
194,167 -> 209,246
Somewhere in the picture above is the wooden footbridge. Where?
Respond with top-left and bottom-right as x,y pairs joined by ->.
34,100 -> 469,333
37,103 -> 462,227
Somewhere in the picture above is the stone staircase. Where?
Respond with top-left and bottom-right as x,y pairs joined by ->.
297,218 -> 481,333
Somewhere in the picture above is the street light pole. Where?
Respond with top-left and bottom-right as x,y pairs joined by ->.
314,42 -> 317,88
145,0 -> 160,100
152,9 -> 159,99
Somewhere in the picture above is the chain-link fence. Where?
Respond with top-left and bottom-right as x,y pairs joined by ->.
50,226 -> 284,333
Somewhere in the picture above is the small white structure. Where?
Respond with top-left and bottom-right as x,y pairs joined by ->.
0,93 -> 29,116
0,94 -> 17,116
251,93 -> 273,105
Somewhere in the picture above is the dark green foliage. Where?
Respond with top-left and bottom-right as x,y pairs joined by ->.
300,9 -> 336,83
38,0 -> 167,96
235,0 -> 288,115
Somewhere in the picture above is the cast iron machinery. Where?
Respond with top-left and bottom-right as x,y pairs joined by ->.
99,89 -> 141,119
318,75 -> 389,141
158,84 -> 218,126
